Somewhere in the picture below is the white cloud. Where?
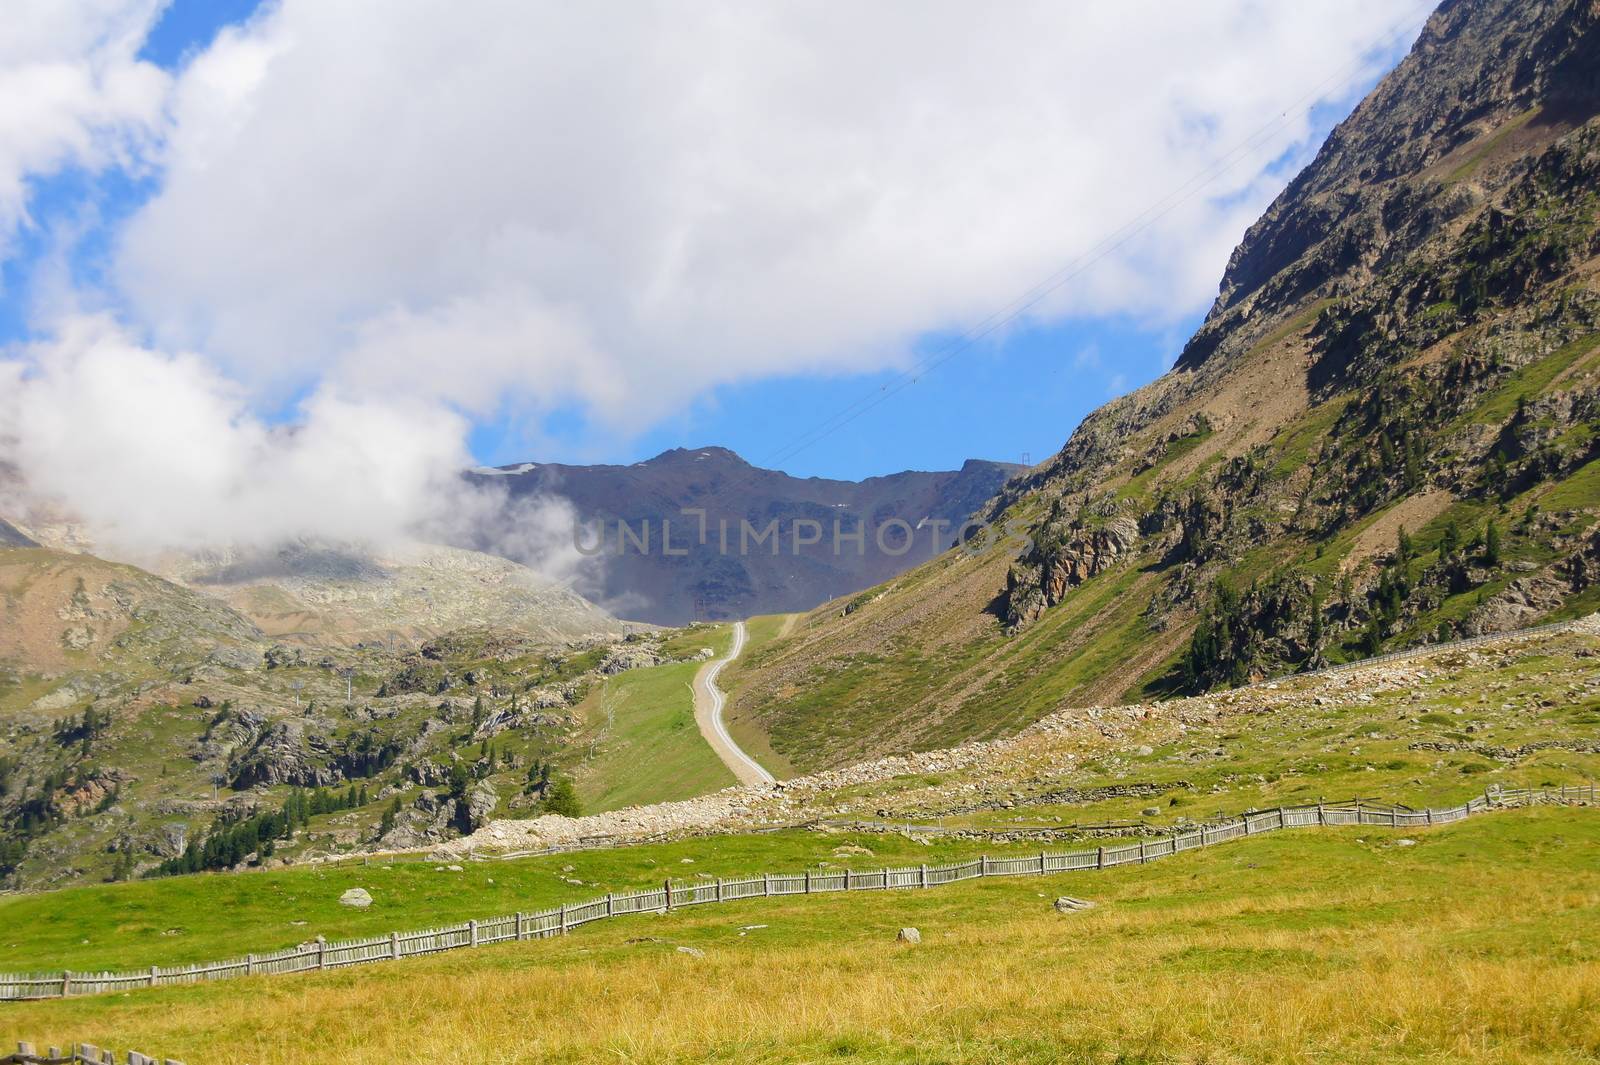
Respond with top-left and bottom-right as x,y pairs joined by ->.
0,315 -> 478,553
0,0 -> 169,260
116,0 -> 1431,433
2,1 -> 1435,562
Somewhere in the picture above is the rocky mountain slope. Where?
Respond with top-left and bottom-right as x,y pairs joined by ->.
725,0 -> 1600,773
0,540 -> 720,888
158,540 -> 624,648
465,447 -> 1021,625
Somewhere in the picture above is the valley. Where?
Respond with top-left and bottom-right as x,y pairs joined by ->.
1,1 -> 1598,1061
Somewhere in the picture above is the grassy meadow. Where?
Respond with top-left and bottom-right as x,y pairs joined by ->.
574,624 -> 736,811
3,808 -> 1598,1063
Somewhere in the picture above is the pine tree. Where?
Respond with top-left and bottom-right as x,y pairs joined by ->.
541,777 -> 581,818
1440,520 -> 1460,557
1483,520 -> 1502,566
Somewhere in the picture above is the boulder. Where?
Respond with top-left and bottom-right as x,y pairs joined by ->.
896,927 -> 921,944
339,887 -> 373,908
1054,896 -> 1095,913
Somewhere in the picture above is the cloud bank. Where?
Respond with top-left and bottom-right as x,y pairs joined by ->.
0,0 -> 1431,560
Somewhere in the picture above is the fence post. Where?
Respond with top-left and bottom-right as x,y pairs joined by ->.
1276,808 -> 1285,829
515,912 -> 525,941
1039,851 -> 1047,875
316,936 -> 327,970
607,892 -> 615,916
664,879 -> 673,910
804,870 -> 811,894
1425,808 -> 1433,826
1317,801 -> 1324,825
920,863 -> 928,887
713,880 -> 721,903
245,952 -> 255,976
148,965 -> 157,988
980,855 -> 989,877
1097,845 -> 1105,868
467,921 -> 478,949
560,904 -> 569,935
842,869 -> 849,891
391,931 -> 401,958
1138,841 -> 1147,864
61,970 -> 71,997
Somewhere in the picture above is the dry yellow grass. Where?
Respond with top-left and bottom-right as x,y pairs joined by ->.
5,810 -> 1599,1063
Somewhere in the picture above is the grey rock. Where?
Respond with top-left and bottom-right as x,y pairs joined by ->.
465,779 -> 499,831
896,927 -> 921,944
408,757 -> 451,787
599,647 -> 662,675
339,887 -> 373,908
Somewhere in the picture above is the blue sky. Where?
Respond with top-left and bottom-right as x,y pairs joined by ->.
0,1 -> 1431,549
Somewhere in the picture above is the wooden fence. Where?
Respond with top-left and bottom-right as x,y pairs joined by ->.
4,1043 -> 183,1064
1,785 -> 1590,1002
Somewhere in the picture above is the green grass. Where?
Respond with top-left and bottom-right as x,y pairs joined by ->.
574,626 -> 737,812
1459,332 -> 1600,429
0,824 -> 1089,973
4,809 -> 1599,1064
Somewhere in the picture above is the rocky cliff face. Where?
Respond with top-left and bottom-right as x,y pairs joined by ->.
1001,0 -> 1600,648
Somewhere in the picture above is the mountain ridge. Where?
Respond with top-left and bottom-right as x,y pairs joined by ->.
464,447 -> 1024,625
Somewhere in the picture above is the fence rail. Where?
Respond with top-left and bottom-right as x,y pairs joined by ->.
1,785 -> 1591,1002
4,1042 -> 183,1064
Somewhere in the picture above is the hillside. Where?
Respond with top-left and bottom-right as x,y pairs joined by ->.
725,0 -> 1600,773
0,539 -> 721,888
3,617 -> 1598,1063
465,447 -> 1022,624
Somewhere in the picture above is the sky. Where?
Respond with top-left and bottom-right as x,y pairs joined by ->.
0,0 -> 1434,556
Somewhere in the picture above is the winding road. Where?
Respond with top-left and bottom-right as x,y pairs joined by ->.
692,621 -> 776,786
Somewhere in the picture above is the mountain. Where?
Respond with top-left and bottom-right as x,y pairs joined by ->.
0,519 -> 37,548
465,447 -> 1023,624
724,0 -> 1600,773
